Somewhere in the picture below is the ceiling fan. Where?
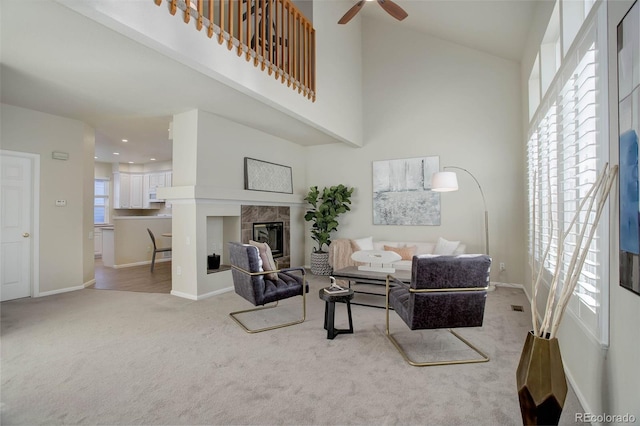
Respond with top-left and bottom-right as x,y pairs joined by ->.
338,0 -> 408,25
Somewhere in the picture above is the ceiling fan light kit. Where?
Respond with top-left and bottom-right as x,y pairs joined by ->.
338,0 -> 408,25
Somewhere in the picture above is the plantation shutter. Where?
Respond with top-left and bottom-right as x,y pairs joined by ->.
527,6 -> 608,345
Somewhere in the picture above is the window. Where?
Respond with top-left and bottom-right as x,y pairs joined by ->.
94,179 -> 110,225
527,2 -> 608,345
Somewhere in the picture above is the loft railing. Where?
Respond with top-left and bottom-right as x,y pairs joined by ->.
155,0 -> 316,101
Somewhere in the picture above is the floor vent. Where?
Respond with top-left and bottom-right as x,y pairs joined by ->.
511,305 -> 524,312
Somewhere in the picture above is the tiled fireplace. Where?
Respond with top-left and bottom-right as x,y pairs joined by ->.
241,205 -> 290,268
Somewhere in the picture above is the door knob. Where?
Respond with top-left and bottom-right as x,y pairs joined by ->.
23,232 -> 30,238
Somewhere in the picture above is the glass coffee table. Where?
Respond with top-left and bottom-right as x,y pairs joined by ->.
331,266 -> 412,309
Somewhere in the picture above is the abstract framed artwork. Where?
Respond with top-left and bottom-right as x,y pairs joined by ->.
372,156 -> 440,225
244,157 -> 293,194
618,1 -> 640,296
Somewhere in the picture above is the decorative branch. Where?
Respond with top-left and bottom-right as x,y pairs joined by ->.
549,165 -> 618,338
530,163 -> 618,339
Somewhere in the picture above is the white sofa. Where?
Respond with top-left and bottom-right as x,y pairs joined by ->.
370,239 -> 466,270
329,236 -> 466,272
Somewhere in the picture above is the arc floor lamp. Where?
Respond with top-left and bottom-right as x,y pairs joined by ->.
431,166 -> 489,256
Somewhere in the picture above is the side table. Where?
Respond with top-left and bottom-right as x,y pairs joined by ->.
318,288 -> 355,340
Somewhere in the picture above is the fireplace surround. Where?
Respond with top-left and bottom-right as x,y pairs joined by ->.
241,205 -> 290,268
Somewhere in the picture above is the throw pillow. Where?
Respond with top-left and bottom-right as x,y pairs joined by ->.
249,240 -> 278,280
384,245 -> 417,260
434,237 -> 460,255
353,236 -> 374,251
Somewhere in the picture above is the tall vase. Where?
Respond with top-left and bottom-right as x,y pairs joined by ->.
310,251 -> 332,275
516,331 -> 568,425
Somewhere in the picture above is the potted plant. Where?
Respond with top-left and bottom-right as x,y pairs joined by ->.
304,184 -> 354,275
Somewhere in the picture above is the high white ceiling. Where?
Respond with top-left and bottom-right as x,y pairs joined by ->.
0,0 -> 537,165
361,0 -> 537,62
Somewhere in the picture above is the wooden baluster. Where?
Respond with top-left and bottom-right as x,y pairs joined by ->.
184,0 -> 191,23
253,0 -> 259,66
227,0 -> 233,50
279,0 -> 285,82
237,0 -> 243,56
261,0 -> 266,70
208,0 -> 214,38
311,28 -> 315,100
170,0 -> 177,15
307,24 -> 311,95
155,0 -> 162,6
304,21 -> 308,93
287,6 -> 292,87
271,0 -> 278,77
245,0 -> 252,61
196,0 -> 203,30
303,16 -> 307,94
291,11 -> 295,89
266,0 -> 271,75
218,0 -> 224,44
294,12 -> 299,91
298,13 -> 302,92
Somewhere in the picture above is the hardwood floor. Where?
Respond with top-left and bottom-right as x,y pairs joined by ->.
90,259 -> 172,294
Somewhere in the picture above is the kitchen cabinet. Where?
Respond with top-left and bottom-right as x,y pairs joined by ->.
130,174 -> 144,208
149,172 -> 166,190
114,169 -> 172,209
114,172 -> 145,209
113,172 -> 130,208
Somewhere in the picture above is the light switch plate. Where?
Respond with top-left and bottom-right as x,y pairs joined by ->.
55,200 -> 67,207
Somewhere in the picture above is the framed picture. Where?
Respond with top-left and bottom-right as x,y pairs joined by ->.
618,1 -> 640,296
372,156 -> 440,225
244,157 -> 293,194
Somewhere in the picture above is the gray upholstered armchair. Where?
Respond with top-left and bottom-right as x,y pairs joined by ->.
385,254 -> 492,366
228,242 -> 308,333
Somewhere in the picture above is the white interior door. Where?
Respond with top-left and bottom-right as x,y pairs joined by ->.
1,154 -> 33,301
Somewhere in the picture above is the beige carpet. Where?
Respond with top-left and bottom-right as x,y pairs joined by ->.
0,274 -> 586,425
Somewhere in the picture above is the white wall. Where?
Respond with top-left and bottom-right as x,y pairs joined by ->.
520,1 -> 640,419
603,0 -> 640,419
95,161 -> 112,179
1,104 -> 93,294
305,17 -> 524,283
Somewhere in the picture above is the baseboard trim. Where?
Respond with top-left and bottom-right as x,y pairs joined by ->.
170,286 -> 234,301
113,258 -> 170,269
493,282 -> 525,290
83,279 -> 96,288
37,285 -> 85,297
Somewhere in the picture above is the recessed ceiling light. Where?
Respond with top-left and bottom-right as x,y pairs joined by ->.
113,152 -> 120,155
122,139 -> 128,142
128,161 -> 134,164
94,156 -> 98,159
150,158 -> 156,161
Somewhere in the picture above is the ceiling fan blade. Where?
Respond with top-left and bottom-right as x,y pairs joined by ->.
338,1 -> 365,25
377,0 -> 408,21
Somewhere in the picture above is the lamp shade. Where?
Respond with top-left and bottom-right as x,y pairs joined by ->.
431,171 -> 459,192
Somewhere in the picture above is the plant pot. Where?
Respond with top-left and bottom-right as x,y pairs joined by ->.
310,251 -> 332,275
516,331 -> 568,426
